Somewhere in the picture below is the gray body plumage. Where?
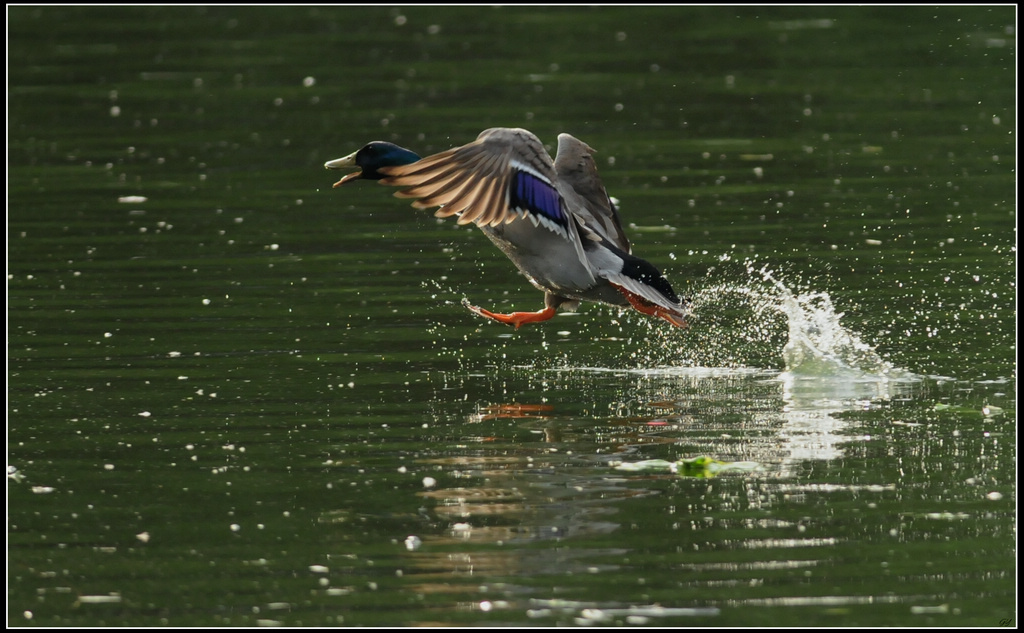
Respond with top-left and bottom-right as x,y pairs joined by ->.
328,127 -> 688,327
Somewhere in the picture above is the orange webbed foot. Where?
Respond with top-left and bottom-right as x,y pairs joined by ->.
613,286 -> 688,328
462,298 -> 557,329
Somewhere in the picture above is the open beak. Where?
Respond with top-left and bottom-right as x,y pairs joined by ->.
324,151 -> 361,187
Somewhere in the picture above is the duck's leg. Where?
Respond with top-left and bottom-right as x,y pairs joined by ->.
462,298 -> 556,329
613,285 -> 688,328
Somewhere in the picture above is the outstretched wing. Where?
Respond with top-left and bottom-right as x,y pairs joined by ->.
553,133 -> 631,253
377,128 -> 573,241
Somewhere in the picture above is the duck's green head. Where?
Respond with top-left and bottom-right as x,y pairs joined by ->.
324,142 -> 421,187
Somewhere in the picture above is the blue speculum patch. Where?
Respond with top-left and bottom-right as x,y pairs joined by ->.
510,171 -> 566,228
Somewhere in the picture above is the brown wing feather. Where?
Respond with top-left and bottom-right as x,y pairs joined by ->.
553,133 -> 631,253
451,180 -> 491,225
475,176 -> 506,227
410,173 -> 477,209
375,128 -> 566,233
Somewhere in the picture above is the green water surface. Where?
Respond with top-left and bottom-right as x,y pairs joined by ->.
8,6 -> 1016,627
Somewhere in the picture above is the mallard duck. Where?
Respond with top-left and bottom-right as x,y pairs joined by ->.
325,127 -> 687,328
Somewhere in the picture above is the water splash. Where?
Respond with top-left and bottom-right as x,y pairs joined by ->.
752,264 -> 902,378
423,259 -> 916,384
777,289 -> 887,374
638,259 -> 916,381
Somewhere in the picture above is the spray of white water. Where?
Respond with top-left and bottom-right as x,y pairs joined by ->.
754,264 -> 901,377
631,259 -> 916,382
425,258 -> 917,385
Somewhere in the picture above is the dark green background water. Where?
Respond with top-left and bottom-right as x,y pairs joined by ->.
8,6 -> 1016,627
